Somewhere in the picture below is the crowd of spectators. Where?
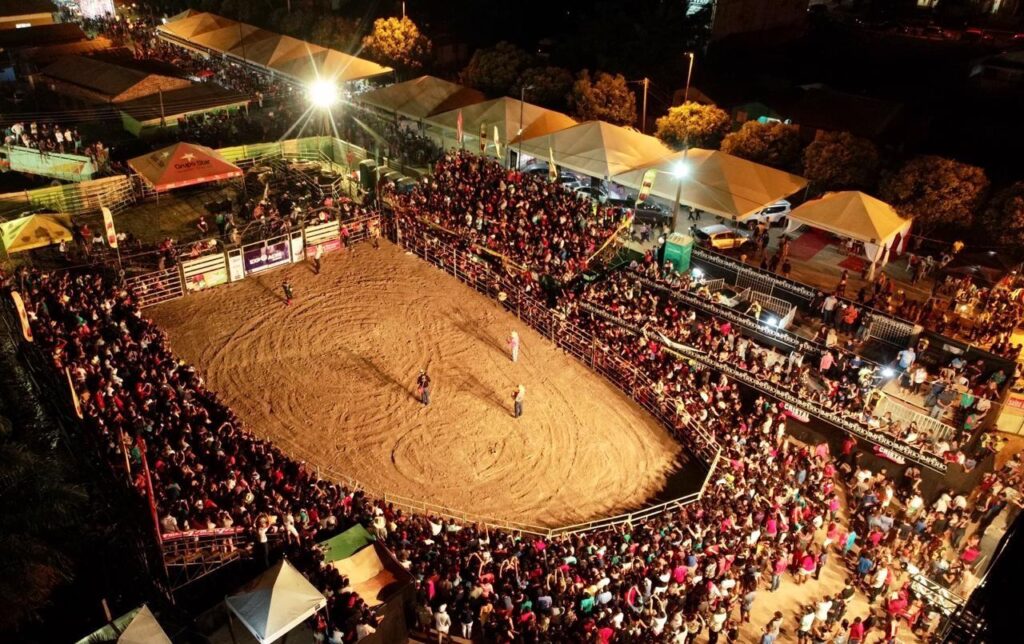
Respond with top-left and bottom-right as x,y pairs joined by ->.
391,151 -> 624,282
2,121 -> 108,167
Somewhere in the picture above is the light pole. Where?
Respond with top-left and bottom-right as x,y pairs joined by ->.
517,84 -> 534,171
683,52 -> 695,104
670,145 -> 690,235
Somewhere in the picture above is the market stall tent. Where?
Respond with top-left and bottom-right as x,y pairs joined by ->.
358,75 -> 485,120
613,148 -> 808,220
225,559 -> 327,644
128,142 -> 242,192
785,190 -> 911,271
0,212 -> 72,254
515,120 -> 674,180
73,604 -> 172,644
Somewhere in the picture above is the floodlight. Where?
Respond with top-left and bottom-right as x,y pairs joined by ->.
308,80 -> 339,108
692,268 -> 703,279
766,316 -> 778,327
673,162 -> 690,178
881,367 -> 895,378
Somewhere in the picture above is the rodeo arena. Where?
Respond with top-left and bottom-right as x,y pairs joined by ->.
2,6 -> 1024,644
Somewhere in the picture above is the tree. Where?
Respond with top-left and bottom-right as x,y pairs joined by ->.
980,182 -> 1024,246
654,102 -> 731,150
880,155 -> 989,233
461,41 -> 532,96
569,70 -> 638,126
309,16 -> 360,52
801,131 -> 880,192
361,16 -> 432,76
720,121 -> 801,169
513,66 -> 574,111
0,438 -> 86,631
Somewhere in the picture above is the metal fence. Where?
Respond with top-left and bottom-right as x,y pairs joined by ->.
0,174 -> 135,219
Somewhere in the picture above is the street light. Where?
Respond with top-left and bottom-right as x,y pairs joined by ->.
684,52 -> 695,104
517,84 -> 535,170
307,79 -> 339,109
670,150 -> 690,234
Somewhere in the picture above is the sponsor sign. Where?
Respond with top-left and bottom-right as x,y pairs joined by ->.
306,238 -> 342,256
243,238 -> 291,274
873,445 -> 908,465
782,402 -> 810,423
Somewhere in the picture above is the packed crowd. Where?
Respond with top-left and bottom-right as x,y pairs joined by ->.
569,258 -> 994,462
391,152 -> 624,282
12,205 -> 1017,643
2,121 -> 108,167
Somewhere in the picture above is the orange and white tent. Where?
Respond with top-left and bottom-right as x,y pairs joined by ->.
128,142 -> 242,192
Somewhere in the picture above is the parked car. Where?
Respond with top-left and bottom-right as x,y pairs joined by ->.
693,224 -> 752,251
746,200 -> 791,228
606,197 -> 670,223
557,174 -> 586,191
575,185 -> 609,203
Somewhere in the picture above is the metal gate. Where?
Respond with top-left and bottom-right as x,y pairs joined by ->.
126,267 -> 184,308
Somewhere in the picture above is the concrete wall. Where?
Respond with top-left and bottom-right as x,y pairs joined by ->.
0,13 -> 54,30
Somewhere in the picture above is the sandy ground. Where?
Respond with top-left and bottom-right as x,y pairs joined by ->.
149,241 -> 684,528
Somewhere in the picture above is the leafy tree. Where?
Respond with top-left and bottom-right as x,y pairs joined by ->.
980,182 -> 1024,246
569,70 -> 637,126
309,16 -> 360,52
461,41 -> 532,96
801,131 -> 880,192
720,121 -> 801,169
654,102 -> 731,150
0,437 -> 86,631
880,155 -> 989,233
513,66 -> 574,111
361,16 -> 432,76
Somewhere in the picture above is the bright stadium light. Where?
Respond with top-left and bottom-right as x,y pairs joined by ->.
673,161 -> 690,178
308,79 -> 339,108
881,367 -> 895,379
692,268 -> 703,279
766,316 -> 778,327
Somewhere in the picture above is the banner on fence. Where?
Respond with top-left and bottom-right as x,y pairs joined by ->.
243,237 -> 291,274
10,291 -> 33,342
182,253 -> 228,292
304,220 -> 341,255
65,367 -> 83,419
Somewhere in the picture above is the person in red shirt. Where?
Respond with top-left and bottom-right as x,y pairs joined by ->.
848,616 -> 865,644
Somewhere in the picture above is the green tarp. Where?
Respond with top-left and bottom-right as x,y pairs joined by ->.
318,524 -> 375,563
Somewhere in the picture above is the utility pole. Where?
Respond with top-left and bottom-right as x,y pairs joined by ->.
641,77 -> 649,133
158,88 -> 166,128
684,52 -> 695,104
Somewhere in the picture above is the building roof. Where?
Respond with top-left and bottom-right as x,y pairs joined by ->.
0,0 -> 56,18
16,37 -> 114,65
117,83 -> 249,122
0,22 -> 84,48
787,191 -> 910,246
158,11 -> 392,83
38,56 -> 189,102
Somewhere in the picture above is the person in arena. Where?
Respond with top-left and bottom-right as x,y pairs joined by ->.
507,330 -> 520,363
512,384 -> 525,418
281,279 -> 294,306
416,369 -> 431,405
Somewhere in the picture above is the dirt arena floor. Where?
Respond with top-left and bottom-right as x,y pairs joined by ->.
149,241 -> 685,528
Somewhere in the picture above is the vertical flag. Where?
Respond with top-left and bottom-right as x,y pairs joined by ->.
102,206 -> 117,248
456,110 -> 464,145
66,367 -> 83,419
548,146 -> 557,182
10,291 -> 33,342
493,125 -> 501,159
479,122 -> 486,154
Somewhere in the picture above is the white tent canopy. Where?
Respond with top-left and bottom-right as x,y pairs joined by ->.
225,560 -> 327,644
785,190 -> 912,263
426,97 -> 576,157
357,75 -> 486,120
613,149 -> 808,220
516,120 -> 674,180
119,605 -> 172,644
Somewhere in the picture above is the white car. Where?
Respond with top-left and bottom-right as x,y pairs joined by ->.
747,200 -> 791,228
575,185 -> 609,203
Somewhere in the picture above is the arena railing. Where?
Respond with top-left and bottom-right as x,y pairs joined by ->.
576,299 -> 950,473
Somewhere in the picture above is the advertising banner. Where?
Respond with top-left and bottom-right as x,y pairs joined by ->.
636,169 -> 657,205
182,254 -> 229,292
243,237 -> 291,274
10,291 -> 33,342
101,206 -> 117,248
